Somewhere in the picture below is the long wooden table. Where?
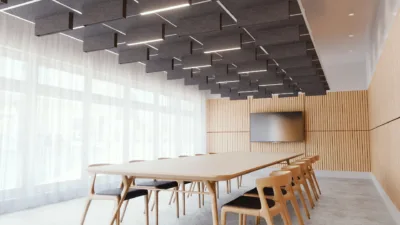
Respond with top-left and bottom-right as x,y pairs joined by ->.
88,152 -> 303,225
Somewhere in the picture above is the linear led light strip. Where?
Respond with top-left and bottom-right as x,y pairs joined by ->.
279,92 -> 294,95
204,47 -> 241,54
52,0 -> 82,14
238,69 -> 267,74
1,10 -> 35,24
0,0 -> 41,11
102,23 -> 126,35
127,39 -> 163,46
238,90 -> 258,94
216,80 -> 239,84
140,3 -> 190,15
182,65 -> 212,70
259,83 -> 283,87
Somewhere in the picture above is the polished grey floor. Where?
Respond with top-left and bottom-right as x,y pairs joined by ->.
0,175 -> 395,225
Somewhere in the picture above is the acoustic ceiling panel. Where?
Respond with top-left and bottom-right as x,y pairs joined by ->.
203,33 -> 242,54
230,94 -> 248,100
184,74 -> 207,85
199,64 -> 229,77
277,56 -> 312,69
177,13 -> 221,36
222,48 -> 257,63
119,46 -> 149,64
35,12 -> 73,37
291,75 -> 322,83
167,69 -> 192,80
237,61 -> 268,74
158,39 -> 192,58
285,67 -> 317,77
126,24 -> 165,46
279,92 -> 299,98
215,74 -> 240,84
182,54 -> 212,69
139,0 -> 190,15
237,1 -> 289,27
255,26 -> 300,46
83,33 -> 117,52
82,0 -> 127,26
146,58 -> 174,73
0,0 -> 6,4
305,91 -> 326,96
266,42 -> 307,59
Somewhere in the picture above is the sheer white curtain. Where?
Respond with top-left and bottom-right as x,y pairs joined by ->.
0,13 -> 207,214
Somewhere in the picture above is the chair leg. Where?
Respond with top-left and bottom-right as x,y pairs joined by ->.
297,189 -> 310,219
182,183 -> 186,215
216,182 -> 219,199
197,182 -> 201,208
144,195 -> 149,225
239,214 -> 243,225
226,181 -> 229,194
120,200 -> 129,222
281,201 -> 292,225
239,176 -> 243,187
80,198 -> 92,225
169,186 -> 176,205
201,182 -> 205,206
307,177 -> 319,201
175,187 -> 180,218
187,183 -> 194,198
221,209 -> 227,225
290,197 -> 305,225
255,216 -> 260,225
243,214 -> 247,225
312,171 -> 322,195
236,177 -> 240,189
155,191 -> 159,225
302,181 -> 315,208
114,200 -> 121,225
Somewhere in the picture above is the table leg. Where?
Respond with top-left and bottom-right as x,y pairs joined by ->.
204,181 -> 219,225
286,159 -> 290,165
109,176 -> 132,225
182,182 -> 186,215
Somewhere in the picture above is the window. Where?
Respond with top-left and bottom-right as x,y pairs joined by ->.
92,79 -> 123,98
181,100 -> 194,111
131,88 -> 154,104
0,56 -> 25,81
38,67 -> 84,91
158,113 -> 176,157
129,109 -> 154,160
34,96 -> 83,184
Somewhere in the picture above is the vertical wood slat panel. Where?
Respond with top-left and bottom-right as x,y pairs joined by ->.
207,132 -> 250,153
207,99 -> 249,132
306,131 -> 370,172
250,95 -> 304,113
251,141 -> 305,168
305,91 -> 369,131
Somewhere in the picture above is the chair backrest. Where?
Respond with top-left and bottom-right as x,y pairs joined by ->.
208,152 -> 217,155
281,165 -> 302,181
293,161 -> 308,176
195,154 -> 205,156
256,171 -> 293,207
179,155 -> 189,158
129,160 -> 144,163
88,163 -> 110,167
87,163 -> 111,194
158,157 -> 170,160
299,158 -> 313,171
305,156 -> 317,163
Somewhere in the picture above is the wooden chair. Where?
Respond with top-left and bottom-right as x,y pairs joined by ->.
292,161 -> 315,208
243,170 -> 304,225
134,158 -> 180,225
221,171 -> 294,225
297,158 -> 319,201
304,155 -> 322,195
80,164 -> 149,225
281,165 -> 311,219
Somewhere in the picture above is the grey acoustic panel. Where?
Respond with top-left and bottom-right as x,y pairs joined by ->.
182,54 -> 212,69
0,0 -> 6,4
146,58 -> 174,73
222,48 -> 257,63
119,47 -> 149,64
230,94 -> 248,100
215,74 -> 240,84
167,69 -> 192,80
305,91 -> 326,96
35,12 -> 73,36
237,61 -> 268,74
82,0 -> 127,26
237,1 -> 289,26
139,0 -> 190,14
126,24 -> 165,46
199,64 -> 228,77
184,74 -> 207,85
279,92 -> 299,98
177,13 -> 221,36
285,67 -> 317,77
199,81 -> 218,90
291,76 -> 321,83
255,26 -> 300,46
159,40 -> 192,58
277,56 -> 312,69
210,84 -> 222,94
83,33 -> 117,52
266,42 -> 307,59
203,33 -> 242,53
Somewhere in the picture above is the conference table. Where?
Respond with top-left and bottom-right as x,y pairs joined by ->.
88,152 -> 303,225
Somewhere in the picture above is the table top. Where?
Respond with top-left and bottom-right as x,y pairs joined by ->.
87,152 -> 303,181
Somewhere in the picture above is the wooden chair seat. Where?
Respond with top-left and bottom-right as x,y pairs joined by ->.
245,187 -> 287,196
136,180 -> 179,189
97,188 -> 148,200
223,196 -> 276,210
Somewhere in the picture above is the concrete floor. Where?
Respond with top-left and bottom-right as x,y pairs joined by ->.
0,175 -> 395,225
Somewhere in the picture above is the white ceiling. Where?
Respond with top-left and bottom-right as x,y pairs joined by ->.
299,0 -> 380,91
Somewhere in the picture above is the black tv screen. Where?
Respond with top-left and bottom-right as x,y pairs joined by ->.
250,112 -> 304,142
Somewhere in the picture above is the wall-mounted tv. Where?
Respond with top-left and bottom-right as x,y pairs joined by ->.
250,112 -> 304,142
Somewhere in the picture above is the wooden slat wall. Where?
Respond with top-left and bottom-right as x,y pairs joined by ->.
207,91 -> 370,172
368,8 -> 400,210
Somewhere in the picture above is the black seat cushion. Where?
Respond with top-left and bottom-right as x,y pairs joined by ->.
223,196 -> 275,209
245,187 -> 288,196
97,188 -> 148,200
184,181 -> 191,184
136,180 -> 179,189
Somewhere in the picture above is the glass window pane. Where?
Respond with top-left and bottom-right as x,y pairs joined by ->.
158,113 -> 176,157
131,88 -> 154,104
130,109 -> 154,160
38,67 -> 84,91
0,56 -> 26,81
92,79 -> 123,98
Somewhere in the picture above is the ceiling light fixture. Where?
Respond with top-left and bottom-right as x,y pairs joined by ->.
140,3 -> 190,15
127,38 -> 163,46
0,0 -> 41,11
204,47 -> 241,54
102,23 -> 126,35
279,92 -> 294,95
182,65 -> 212,70
238,69 -> 267,74
348,13 -> 355,16
73,26 -> 85,30
52,0 -> 82,14
349,34 -> 354,38
259,83 -> 283,87
0,10 -> 35,24
216,80 -> 240,84
238,90 -> 258,94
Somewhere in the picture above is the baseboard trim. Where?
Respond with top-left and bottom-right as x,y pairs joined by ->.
314,170 -> 372,179
371,174 -> 400,225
